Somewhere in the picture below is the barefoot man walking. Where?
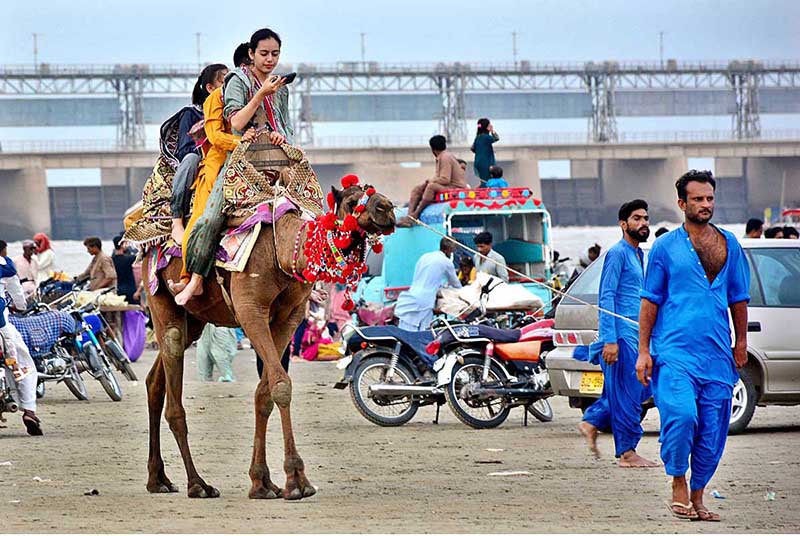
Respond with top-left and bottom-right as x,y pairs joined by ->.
578,199 -> 659,468
637,170 -> 750,522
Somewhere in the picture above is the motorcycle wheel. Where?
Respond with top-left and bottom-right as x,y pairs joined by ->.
36,380 -> 45,399
526,398 -> 554,422
445,357 -> 510,429
63,364 -> 89,401
85,346 -> 123,402
349,355 -> 419,426
105,339 -> 138,381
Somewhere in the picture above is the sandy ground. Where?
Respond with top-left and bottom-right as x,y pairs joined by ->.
1,347 -> 798,533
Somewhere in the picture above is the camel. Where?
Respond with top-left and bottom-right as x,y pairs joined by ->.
142,182 -> 396,499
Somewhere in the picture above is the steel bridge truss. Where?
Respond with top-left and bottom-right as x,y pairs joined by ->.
2,60 -> 799,145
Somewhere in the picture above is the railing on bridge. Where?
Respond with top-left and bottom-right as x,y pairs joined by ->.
3,129 -> 800,154
3,59 -> 800,76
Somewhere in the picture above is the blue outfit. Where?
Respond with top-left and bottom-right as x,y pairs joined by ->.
176,106 -> 203,162
642,225 -> 750,490
485,178 -> 509,188
582,239 -> 651,457
395,250 -> 461,332
0,256 -> 18,328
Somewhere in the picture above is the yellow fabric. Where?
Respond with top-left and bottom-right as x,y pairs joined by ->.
181,87 -> 240,280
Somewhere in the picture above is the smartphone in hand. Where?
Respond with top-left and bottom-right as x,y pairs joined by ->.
281,72 -> 297,85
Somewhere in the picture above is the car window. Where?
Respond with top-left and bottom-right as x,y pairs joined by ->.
749,248 -> 800,307
563,257 -> 605,305
745,254 -> 764,306
562,250 -> 650,306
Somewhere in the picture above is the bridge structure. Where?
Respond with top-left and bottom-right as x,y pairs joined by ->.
1,60 -> 800,239
2,59 -> 800,146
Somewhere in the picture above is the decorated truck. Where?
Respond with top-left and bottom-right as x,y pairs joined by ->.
357,186 -> 554,307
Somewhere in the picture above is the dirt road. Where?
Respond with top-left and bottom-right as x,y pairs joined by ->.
1,348 -> 798,533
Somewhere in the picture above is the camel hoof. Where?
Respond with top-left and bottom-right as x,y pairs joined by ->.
249,486 -> 282,500
147,481 -> 178,494
302,485 -> 317,498
188,483 -> 220,499
284,487 -> 304,501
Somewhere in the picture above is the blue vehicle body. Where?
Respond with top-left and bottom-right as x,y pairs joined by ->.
374,187 -> 553,305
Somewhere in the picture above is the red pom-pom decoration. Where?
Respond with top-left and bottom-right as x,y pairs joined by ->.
326,192 -> 336,210
322,212 -> 337,230
342,298 -> 355,311
334,236 -> 352,249
302,268 -> 317,282
354,204 -> 366,214
341,175 -> 360,188
342,214 -> 358,231
366,187 -> 376,196
372,243 -> 383,254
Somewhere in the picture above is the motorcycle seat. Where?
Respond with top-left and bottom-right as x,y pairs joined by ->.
493,341 -> 542,362
350,326 -> 434,358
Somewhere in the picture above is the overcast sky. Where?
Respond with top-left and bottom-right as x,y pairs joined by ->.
2,0 -> 799,65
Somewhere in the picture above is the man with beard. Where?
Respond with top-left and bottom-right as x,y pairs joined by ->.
578,199 -> 658,468
637,170 -> 749,522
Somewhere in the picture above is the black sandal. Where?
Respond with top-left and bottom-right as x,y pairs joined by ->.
22,413 -> 43,436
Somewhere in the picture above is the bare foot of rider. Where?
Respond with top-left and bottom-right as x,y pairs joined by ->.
618,450 -> 659,468
577,421 -> 600,458
170,219 -> 185,244
175,274 -> 204,306
167,279 -> 186,294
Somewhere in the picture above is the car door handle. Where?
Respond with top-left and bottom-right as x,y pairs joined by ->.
747,321 -> 761,332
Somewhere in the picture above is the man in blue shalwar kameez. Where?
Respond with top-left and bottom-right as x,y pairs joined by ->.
578,200 -> 659,468
637,170 -> 750,522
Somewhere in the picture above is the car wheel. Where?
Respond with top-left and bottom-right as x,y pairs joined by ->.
728,368 -> 756,435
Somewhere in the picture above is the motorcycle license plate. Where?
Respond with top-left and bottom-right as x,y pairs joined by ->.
579,372 -> 604,395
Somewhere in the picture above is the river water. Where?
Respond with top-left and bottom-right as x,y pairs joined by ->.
4,222 -> 747,277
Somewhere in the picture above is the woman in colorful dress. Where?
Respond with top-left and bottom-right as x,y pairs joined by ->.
175,28 -> 292,305
169,63 -> 229,244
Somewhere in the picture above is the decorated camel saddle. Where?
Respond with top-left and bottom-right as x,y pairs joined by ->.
124,131 -> 324,273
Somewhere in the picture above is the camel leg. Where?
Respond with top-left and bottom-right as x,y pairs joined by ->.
146,280 -> 208,493
238,295 -> 315,501
160,316 -> 219,499
245,299 -> 302,499
145,351 -> 177,493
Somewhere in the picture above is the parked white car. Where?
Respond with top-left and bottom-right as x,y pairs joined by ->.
547,238 -> 800,434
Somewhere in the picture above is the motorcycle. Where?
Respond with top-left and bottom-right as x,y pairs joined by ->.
10,307 -> 90,401
65,292 -> 124,401
430,317 -> 555,429
334,323 -> 444,426
40,278 -> 138,381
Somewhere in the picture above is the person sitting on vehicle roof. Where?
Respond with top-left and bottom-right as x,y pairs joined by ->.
484,165 -> 509,189
396,135 -> 466,227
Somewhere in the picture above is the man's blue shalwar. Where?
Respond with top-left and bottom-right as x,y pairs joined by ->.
641,225 -> 749,490
583,239 -> 651,457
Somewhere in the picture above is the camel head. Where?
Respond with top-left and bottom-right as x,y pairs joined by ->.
329,176 -> 396,236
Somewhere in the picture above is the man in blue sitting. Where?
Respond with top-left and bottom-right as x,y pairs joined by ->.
485,165 -> 509,189
395,238 -> 462,332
